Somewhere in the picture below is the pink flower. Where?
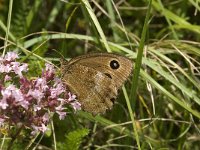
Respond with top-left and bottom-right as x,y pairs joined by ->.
0,99 -> 8,109
55,105 -> 64,111
42,113 -> 49,123
20,77 -> 32,89
42,63 -> 55,80
11,87 -> 24,102
31,124 -> 49,134
70,101 -> 81,111
18,100 -> 29,109
11,62 -> 28,77
4,51 -> 18,61
53,77 -> 63,85
40,123 -> 48,133
33,104 -> 41,111
10,62 -> 20,71
56,111 -> 67,120
1,85 -> 29,109
20,63 -> 28,71
56,105 -> 66,119
68,92 -> 76,101
0,64 -> 12,73
57,98 -> 65,104
50,83 -> 65,98
1,86 -> 12,100
35,78 -> 48,91
45,63 -> 55,73
27,89 -> 44,102
4,75 -> 11,81
31,126 -> 39,135
0,54 -> 81,134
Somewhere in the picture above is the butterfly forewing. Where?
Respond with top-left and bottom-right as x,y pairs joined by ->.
61,53 -> 133,114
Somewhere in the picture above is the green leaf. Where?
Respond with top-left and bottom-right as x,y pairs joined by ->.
58,128 -> 89,150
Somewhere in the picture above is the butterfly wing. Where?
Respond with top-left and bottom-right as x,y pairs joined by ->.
61,53 -> 133,114
62,63 -> 117,114
65,53 -> 133,89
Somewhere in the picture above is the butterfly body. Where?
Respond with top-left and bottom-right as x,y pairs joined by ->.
61,53 -> 132,114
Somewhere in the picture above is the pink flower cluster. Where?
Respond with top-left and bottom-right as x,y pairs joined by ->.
0,52 -> 81,134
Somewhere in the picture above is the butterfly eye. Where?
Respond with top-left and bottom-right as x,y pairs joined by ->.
110,60 -> 120,69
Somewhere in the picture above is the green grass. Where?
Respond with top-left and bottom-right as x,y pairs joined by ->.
1,0 -> 200,149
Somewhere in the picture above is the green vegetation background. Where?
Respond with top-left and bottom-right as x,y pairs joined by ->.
0,0 -> 200,149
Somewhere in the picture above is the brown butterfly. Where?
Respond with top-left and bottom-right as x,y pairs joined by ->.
61,53 -> 133,115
